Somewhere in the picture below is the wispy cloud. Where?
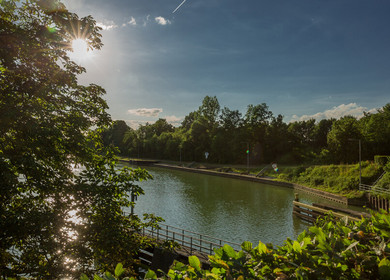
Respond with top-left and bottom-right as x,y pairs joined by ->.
97,21 -> 118,30
290,103 -> 378,122
127,108 -> 163,117
155,16 -> 171,26
142,15 -> 151,26
123,17 -> 136,27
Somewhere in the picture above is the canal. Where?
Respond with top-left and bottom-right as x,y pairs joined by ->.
120,163 -> 348,246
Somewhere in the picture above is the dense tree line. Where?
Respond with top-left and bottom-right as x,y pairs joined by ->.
103,96 -> 390,165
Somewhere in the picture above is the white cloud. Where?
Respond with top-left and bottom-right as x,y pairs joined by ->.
97,21 -> 118,30
290,103 -> 379,123
155,16 -> 171,26
129,17 -> 137,26
165,115 -> 183,126
127,108 -> 163,117
125,120 -> 147,129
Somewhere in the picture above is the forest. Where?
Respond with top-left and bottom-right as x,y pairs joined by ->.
102,96 -> 390,165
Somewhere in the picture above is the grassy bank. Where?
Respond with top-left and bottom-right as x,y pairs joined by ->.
232,161 -> 384,198
117,156 -> 387,199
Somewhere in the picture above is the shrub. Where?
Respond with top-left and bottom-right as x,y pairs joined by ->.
132,211 -> 390,280
375,155 -> 390,167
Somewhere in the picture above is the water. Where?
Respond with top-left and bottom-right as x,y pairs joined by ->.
121,164 -> 350,246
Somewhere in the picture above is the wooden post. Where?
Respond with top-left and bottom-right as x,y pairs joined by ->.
294,193 -> 299,202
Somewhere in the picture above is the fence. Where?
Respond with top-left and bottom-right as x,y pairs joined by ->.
359,183 -> 390,212
359,184 -> 390,196
141,223 -> 241,257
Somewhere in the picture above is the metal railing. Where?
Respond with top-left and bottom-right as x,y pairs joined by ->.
373,171 -> 387,186
360,184 -> 390,196
141,223 -> 241,256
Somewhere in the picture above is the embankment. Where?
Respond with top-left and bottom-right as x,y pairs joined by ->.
153,163 -> 365,206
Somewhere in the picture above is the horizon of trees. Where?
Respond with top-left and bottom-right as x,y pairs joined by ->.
102,96 -> 390,165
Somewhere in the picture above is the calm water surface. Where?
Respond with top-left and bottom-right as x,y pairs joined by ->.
121,164 -> 346,246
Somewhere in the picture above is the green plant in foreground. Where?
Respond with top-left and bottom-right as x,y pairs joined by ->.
85,212 -> 390,279
162,212 -> 390,279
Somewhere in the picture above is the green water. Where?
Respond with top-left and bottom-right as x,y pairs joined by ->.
121,164 -> 347,246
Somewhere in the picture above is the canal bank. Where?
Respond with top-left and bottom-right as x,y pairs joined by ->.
151,163 -> 366,206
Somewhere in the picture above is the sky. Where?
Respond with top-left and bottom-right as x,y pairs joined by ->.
62,0 -> 390,128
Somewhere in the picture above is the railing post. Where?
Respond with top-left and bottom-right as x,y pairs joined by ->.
199,234 -> 202,252
190,237 -> 193,255
166,225 -> 168,240
182,229 -> 184,246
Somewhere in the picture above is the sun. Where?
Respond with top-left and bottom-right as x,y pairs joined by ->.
69,38 -> 93,61
72,38 -> 88,54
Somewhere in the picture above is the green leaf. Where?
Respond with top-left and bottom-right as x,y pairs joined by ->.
189,255 -> 201,271
379,258 -> 390,279
103,273 -> 115,280
293,241 -> 302,253
114,263 -> 125,277
241,241 -> 253,252
80,274 -> 89,280
257,241 -> 269,255
144,269 -> 157,279
222,244 -> 237,259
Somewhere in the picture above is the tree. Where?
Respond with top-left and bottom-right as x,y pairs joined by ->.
264,114 -> 289,163
244,103 -> 273,163
327,116 -> 362,163
180,111 -> 198,131
151,118 -> 174,136
219,107 -> 243,130
102,120 -> 132,155
313,118 -> 335,150
359,104 -> 390,158
0,1 -> 156,278
198,95 -> 220,127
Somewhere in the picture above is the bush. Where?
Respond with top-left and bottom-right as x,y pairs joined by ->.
375,155 -> 390,167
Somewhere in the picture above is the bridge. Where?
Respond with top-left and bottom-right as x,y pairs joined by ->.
138,223 -> 241,270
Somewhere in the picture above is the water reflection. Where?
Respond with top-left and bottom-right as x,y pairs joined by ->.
123,165 -> 331,246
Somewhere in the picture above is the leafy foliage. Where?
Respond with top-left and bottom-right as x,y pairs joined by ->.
163,212 -> 390,279
90,212 -> 390,280
0,0 -> 158,278
274,162 -> 383,196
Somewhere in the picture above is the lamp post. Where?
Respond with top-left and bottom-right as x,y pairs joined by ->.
348,138 -> 361,186
246,143 -> 250,172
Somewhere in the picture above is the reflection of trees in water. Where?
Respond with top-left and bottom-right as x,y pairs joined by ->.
134,166 -> 319,245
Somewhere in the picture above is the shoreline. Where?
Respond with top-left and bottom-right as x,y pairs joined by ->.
151,163 -> 366,206
117,158 -> 366,206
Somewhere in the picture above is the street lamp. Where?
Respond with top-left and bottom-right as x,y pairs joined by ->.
348,138 -> 361,186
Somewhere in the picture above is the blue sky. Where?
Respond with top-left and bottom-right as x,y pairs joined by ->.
63,0 -> 390,128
